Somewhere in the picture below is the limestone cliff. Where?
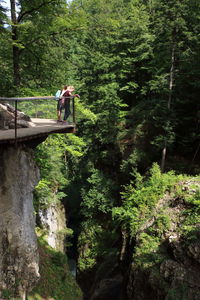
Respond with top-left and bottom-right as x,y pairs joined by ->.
0,146 -> 40,299
38,203 -> 67,253
127,179 -> 200,300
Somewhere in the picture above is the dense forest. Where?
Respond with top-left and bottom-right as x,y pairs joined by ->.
0,0 -> 200,299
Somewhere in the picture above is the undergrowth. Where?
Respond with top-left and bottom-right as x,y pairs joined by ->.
27,234 -> 83,300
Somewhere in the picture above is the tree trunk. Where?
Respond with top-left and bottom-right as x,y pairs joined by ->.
161,139 -> 167,173
167,44 -> 175,111
10,0 -> 20,86
161,44 -> 175,173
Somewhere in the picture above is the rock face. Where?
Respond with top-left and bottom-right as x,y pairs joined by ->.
0,146 -> 40,299
79,253 -> 123,300
0,103 -> 35,129
127,180 -> 200,300
39,203 -> 67,253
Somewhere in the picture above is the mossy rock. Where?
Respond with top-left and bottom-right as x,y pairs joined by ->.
28,236 -> 83,300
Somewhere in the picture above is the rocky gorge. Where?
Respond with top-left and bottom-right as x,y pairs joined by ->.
0,142 -> 82,299
0,107 -> 199,300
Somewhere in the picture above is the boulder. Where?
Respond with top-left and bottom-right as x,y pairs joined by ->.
0,103 -> 31,129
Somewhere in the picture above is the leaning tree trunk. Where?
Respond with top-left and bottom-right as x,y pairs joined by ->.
10,0 -> 20,86
161,43 -> 175,173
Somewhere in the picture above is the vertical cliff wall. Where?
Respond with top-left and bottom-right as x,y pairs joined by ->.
39,203 -> 67,253
0,145 -> 40,299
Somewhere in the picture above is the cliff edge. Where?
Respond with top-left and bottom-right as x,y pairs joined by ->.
0,146 -> 40,299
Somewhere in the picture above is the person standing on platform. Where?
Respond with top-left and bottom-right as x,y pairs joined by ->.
56,85 -> 68,122
62,86 -> 80,123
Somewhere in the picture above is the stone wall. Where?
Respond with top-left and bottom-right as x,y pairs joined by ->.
0,146 -> 40,299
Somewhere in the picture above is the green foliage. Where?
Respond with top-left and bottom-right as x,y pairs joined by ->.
153,213 -> 171,237
62,134 -> 87,157
77,219 -> 118,272
81,168 -> 115,218
0,0 -> 200,297
77,220 -> 102,271
1,289 -> 12,300
34,179 -> 56,207
0,29 -> 12,94
0,280 -> 22,299
182,187 -> 200,206
112,163 -> 183,235
34,136 -> 68,208
34,132 -> 86,209
173,177 -> 200,240
112,169 -> 200,295
76,98 -> 97,123
1,0 -> 198,173
134,233 -> 164,269
166,284 -> 189,300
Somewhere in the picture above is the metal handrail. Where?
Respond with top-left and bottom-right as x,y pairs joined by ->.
0,96 -> 76,146
0,96 -> 75,101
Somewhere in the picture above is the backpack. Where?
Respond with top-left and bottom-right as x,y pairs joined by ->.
55,89 -> 61,100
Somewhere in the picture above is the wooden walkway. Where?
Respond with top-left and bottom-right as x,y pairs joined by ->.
0,118 -> 75,145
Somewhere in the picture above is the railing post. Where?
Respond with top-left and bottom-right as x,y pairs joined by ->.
15,100 -> 17,146
72,96 -> 76,124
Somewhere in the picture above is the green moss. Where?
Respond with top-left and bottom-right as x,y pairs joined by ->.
166,283 -> 189,300
0,278 -> 23,299
28,235 -> 83,300
1,289 -> 12,299
176,179 -> 200,242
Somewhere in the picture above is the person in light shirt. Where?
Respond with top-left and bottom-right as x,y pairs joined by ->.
56,85 -> 67,122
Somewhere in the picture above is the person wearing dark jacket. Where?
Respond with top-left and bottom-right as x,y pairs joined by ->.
62,86 -> 80,123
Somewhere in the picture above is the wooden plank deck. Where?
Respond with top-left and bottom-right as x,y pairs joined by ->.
0,118 -> 75,144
